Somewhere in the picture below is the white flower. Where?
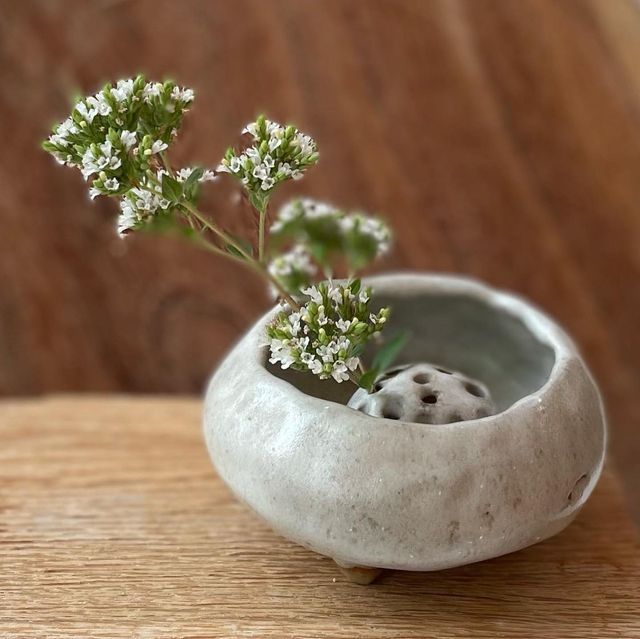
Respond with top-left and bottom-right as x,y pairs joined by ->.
103,177 -> 119,191
171,86 -> 195,103
174,167 -> 216,183
266,120 -> 283,136
277,162 -> 292,177
242,122 -> 258,138
88,187 -> 100,200
49,133 -> 68,147
293,336 -> 310,351
111,79 -> 134,102
86,94 -> 111,117
81,140 -> 122,179
317,344 -> 335,363
268,245 -> 316,280
75,101 -> 98,123
117,200 -> 137,236
120,130 -> 137,149
49,118 -> 79,147
346,357 -> 360,371
261,177 -> 275,191
301,285 -> 323,305
80,149 -> 99,178
308,358 -> 323,375
150,140 -> 168,154
263,154 -> 275,169
143,82 -> 163,101
245,147 -> 261,163
242,118 -> 284,140
331,361 -> 350,383
57,117 -> 78,137
288,311 -> 302,336
316,305 -> 329,326
328,286 -> 344,305
292,132 -> 315,156
336,319 -> 351,332
269,343 -> 296,369
252,164 -> 270,180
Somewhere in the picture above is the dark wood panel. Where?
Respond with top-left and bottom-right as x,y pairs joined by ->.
0,0 -> 638,519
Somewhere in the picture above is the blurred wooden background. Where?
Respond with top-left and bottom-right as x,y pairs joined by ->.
0,0 -> 638,520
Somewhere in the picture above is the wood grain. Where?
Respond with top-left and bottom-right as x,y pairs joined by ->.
1,396 -> 638,638
0,1 -> 639,520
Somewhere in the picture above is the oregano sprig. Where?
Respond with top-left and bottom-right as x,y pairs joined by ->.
43,76 -> 397,391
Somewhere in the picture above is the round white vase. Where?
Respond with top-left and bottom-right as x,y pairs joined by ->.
203,273 -> 606,573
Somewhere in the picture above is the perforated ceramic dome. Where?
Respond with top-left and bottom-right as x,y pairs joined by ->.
348,363 -> 496,424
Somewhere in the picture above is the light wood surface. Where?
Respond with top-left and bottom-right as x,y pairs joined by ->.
1,396 -> 638,638
1,0 -> 640,522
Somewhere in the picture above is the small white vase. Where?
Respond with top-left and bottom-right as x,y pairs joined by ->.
203,273 -> 606,576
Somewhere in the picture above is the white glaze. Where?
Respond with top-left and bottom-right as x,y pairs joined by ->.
203,274 -> 606,571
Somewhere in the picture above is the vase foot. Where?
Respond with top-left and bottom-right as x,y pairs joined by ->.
335,562 -> 384,585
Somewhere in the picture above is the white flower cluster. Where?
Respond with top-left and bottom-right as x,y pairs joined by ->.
117,179 -> 169,236
44,77 -> 194,168
339,213 -> 391,256
267,245 -> 316,280
268,199 -> 391,284
271,198 -> 391,258
175,167 -> 216,183
267,244 -> 317,298
43,76 -> 214,235
266,280 -> 390,383
270,198 -> 337,233
217,115 -> 318,208
117,167 -> 215,236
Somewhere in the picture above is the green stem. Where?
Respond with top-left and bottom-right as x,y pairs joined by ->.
143,168 -> 299,310
193,235 -> 246,265
182,202 -> 300,310
257,202 -> 268,264
184,202 -> 251,260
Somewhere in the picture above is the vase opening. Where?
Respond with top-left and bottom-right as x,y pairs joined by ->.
265,285 -> 557,417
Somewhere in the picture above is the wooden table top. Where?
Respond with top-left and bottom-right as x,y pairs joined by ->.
2,396 -> 638,638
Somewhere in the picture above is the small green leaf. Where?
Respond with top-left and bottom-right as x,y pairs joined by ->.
225,244 -> 247,260
358,369 -> 378,392
372,331 -> 410,374
224,234 -> 254,259
161,174 -> 183,203
249,191 -> 269,213
351,343 -> 365,357
140,209 -> 178,234
349,278 -> 361,295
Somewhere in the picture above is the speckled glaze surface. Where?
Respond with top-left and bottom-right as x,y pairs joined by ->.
203,274 -> 606,571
